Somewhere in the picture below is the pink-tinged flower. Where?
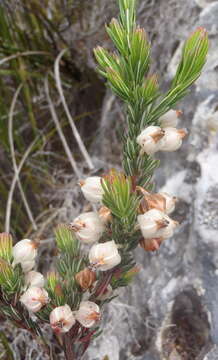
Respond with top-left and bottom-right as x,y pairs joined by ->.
89,240 -> 121,271
50,305 -> 75,334
20,287 -> 49,312
76,301 -> 100,328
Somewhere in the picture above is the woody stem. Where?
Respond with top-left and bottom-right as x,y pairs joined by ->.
63,323 -> 80,360
63,333 -> 76,360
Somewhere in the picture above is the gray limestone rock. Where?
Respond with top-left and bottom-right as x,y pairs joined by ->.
86,1 -> 218,360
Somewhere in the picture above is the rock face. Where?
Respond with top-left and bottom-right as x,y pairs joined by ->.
85,1 -> 218,360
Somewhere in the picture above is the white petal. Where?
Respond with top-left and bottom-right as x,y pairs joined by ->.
159,110 -> 179,128
25,271 -> 44,288
81,177 -> 104,203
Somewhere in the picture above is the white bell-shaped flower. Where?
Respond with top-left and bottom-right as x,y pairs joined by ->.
76,301 -> 100,328
158,192 -> 177,214
50,305 -> 75,333
159,110 -> 181,128
20,286 -> 49,313
136,126 -> 165,155
21,260 -> 36,273
25,271 -> 45,288
13,239 -> 38,272
159,127 -> 187,152
138,209 -> 178,239
89,240 -> 121,271
79,176 -> 104,203
70,212 -> 105,244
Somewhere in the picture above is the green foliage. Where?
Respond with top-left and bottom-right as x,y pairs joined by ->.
111,265 -> 139,288
55,224 -> 80,254
0,260 -> 23,296
172,27 -> 209,88
53,225 -> 86,309
94,0 -> 209,185
0,331 -> 14,360
102,170 -> 139,232
0,233 -> 13,263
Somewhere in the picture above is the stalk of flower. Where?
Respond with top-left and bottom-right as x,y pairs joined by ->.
70,212 -> 105,244
96,284 -> 113,301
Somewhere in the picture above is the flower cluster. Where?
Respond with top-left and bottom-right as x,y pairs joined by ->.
137,110 -> 187,155
14,235 -> 103,333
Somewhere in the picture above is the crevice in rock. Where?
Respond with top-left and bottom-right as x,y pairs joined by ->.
161,288 -> 211,360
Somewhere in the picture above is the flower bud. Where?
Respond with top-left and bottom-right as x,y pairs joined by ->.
25,271 -> 45,288
89,240 -> 121,271
20,287 -> 49,312
75,301 -> 100,328
140,237 -> 163,252
75,268 -> 96,290
159,127 -> 187,152
159,110 -> 181,128
137,209 -> 178,239
98,206 -> 112,224
50,305 -> 75,333
136,126 -> 165,155
13,239 -> 38,272
70,212 -> 105,244
79,176 -> 104,203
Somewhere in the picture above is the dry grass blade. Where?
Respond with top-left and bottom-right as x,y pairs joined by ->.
54,49 -> 94,171
5,136 -> 39,233
44,75 -> 81,178
0,51 -> 51,67
8,83 -> 38,231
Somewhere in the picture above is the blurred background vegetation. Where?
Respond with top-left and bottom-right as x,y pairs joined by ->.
0,0 -> 111,239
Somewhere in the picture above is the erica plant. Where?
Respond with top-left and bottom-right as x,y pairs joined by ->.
0,0 -> 208,359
